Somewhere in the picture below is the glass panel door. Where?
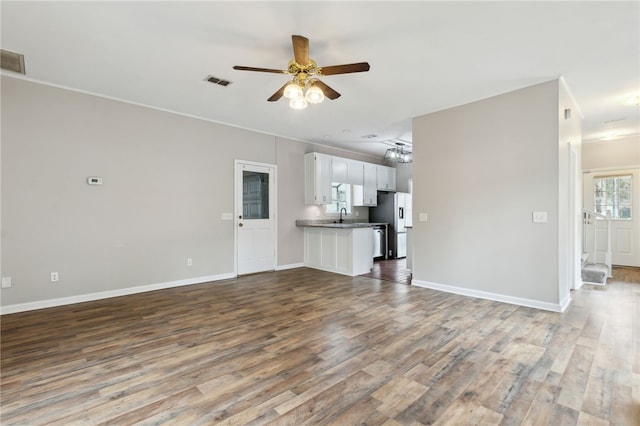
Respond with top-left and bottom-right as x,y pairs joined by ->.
242,171 -> 269,219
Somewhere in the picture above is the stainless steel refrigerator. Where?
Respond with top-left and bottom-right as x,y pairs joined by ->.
369,192 -> 412,258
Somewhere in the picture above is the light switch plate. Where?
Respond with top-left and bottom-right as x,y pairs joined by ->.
419,213 -> 428,222
1,277 -> 11,288
532,211 -> 548,223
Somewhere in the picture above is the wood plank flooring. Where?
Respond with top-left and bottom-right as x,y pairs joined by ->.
1,266 -> 638,425
362,258 -> 412,285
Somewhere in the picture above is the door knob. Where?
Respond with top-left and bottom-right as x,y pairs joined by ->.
239,223 -> 243,227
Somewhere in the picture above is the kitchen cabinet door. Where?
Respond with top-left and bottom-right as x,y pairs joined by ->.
363,163 -> 377,206
332,157 -> 348,183
346,159 -> 364,185
305,152 -> 332,204
376,165 -> 397,191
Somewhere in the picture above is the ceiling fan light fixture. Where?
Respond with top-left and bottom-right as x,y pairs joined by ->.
289,97 -> 308,110
233,35 -> 370,107
284,81 -> 303,99
305,82 -> 324,104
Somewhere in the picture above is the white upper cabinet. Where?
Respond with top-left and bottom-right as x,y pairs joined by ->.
346,159 -> 364,185
352,162 -> 377,206
333,157 -> 364,186
305,152 -> 395,205
362,163 -> 378,206
332,157 -> 349,183
376,165 -> 396,191
305,152 -> 332,204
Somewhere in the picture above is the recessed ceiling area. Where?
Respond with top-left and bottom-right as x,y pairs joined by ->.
1,1 -> 638,157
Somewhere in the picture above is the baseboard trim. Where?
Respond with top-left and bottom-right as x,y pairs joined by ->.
0,273 -> 236,315
558,292 -> 572,313
275,263 -> 305,271
411,279 -> 568,313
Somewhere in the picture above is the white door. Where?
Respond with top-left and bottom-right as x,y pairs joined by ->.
235,161 -> 276,275
583,168 -> 640,267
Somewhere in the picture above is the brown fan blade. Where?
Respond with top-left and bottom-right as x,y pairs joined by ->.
314,80 -> 341,100
233,65 -> 286,74
267,83 -> 288,102
319,62 -> 370,75
292,35 -> 309,65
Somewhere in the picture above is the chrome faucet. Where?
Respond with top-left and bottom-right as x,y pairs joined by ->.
339,207 -> 347,223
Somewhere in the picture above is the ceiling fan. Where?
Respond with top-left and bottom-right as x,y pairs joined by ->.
233,35 -> 370,109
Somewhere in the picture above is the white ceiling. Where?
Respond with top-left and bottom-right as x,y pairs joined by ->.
2,1 -> 638,158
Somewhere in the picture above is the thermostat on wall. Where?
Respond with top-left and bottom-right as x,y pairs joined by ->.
87,177 -> 103,185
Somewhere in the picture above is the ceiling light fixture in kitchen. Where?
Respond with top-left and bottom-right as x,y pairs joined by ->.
385,142 -> 412,163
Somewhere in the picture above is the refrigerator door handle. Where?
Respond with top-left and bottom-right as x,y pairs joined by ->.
399,207 -> 404,219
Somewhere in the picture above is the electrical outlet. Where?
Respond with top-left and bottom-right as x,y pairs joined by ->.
419,213 -> 428,222
532,211 -> 548,223
187,258 -> 193,266
51,272 -> 59,282
1,277 -> 11,288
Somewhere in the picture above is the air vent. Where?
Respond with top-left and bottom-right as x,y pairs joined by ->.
361,134 -> 379,139
1,49 -> 26,74
602,117 -> 626,124
206,75 -> 232,86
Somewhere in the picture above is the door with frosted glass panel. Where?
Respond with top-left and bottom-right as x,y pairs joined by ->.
235,161 -> 276,275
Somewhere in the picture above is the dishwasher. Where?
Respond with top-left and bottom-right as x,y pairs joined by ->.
373,225 -> 386,259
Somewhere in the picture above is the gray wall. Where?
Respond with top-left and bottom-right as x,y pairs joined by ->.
0,76 -> 386,308
411,80 -> 572,307
1,76 -> 274,306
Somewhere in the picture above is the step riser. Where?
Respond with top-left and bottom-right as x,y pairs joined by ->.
582,263 -> 608,285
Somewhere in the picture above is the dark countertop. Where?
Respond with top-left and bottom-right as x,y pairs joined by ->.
296,220 -> 388,229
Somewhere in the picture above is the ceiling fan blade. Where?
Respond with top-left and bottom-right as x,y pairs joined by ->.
233,65 -> 286,74
314,80 -> 341,100
292,35 -> 310,65
267,83 -> 288,102
319,62 -> 370,75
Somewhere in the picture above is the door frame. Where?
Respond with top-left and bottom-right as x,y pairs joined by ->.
568,143 -> 580,290
234,159 -> 278,276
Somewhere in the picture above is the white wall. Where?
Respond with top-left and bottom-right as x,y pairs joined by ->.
582,136 -> 640,171
411,80 -> 572,311
557,78 -> 583,296
0,76 -> 388,310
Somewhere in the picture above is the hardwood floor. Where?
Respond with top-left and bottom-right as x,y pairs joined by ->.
1,266 -> 638,425
362,258 -> 412,285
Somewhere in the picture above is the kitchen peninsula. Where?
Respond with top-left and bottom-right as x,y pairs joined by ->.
296,220 -> 387,276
